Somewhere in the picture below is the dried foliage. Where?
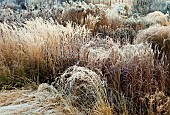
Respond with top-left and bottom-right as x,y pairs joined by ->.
52,66 -> 106,113
80,38 -> 167,114
136,25 -> 170,95
140,91 -> 170,115
0,1 -> 170,115
113,26 -> 136,45
0,83 -> 81,115
0,17 -> 91,89
145,11 -> 169,26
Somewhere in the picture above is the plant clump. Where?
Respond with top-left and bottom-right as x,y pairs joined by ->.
52,65 -> 106,113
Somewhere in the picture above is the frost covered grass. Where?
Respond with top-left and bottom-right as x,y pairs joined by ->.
0,84 -> 82,115
0,1 -> 170,115
79,38 -> 168,114
0,17 -> 91,89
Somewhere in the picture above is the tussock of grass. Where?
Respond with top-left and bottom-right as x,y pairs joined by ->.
52,65 -> 107,114
136,25 -> 170,44
79,38 -> 167,114
144,11 -> 169,26
0,18 -> 91,89
136,25 -> 170,95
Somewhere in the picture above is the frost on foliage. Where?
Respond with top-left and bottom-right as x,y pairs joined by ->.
80,38 -> 121,68
136,25 -> 170,44
37,83 -> 58,95
80,37 -> 154,69
52,65 -> 106,111
111,3 -> 131,17
145,11 -> 169,26
0,83 -> 71,115
136,25 -> 170,75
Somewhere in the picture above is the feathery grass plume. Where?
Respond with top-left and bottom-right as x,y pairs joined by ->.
52,65 -> 107,114
0,17 -> 91,89
108,44 -> 167,114
125,11 -> 169,33
136,25 -> 170,59
85,14 -> 99,35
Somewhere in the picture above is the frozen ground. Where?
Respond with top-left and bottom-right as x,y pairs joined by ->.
0,84 -> 76,115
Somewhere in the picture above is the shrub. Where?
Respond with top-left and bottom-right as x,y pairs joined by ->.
132,0 -> 154,15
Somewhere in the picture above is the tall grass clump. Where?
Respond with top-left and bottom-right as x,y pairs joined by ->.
79,37 -> 168,114
0,17 -> 91,89
136,25 -> 170,95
